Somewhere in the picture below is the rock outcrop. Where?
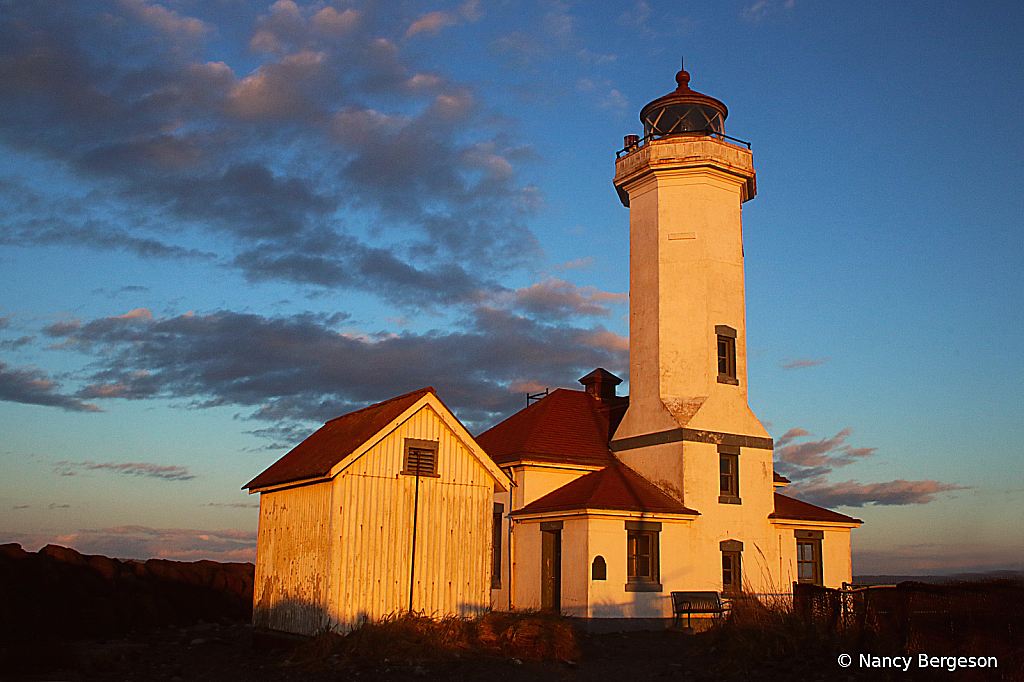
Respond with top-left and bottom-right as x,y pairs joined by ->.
0,543 -> 254,642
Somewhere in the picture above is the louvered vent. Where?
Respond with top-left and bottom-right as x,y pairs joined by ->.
402,439 -> 439,477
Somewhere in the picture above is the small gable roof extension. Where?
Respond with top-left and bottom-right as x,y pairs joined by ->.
770,492 -> 863,525
244,387 -> 433,491
476,388 -> 616,468
512,459 -> 699,517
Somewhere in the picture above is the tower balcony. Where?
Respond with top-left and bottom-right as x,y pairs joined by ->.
613,134 -> 756,208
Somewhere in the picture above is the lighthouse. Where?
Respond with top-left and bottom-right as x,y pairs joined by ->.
610,61 -> 775,531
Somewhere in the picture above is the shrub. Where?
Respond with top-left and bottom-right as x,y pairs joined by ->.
292,610 -> 579,667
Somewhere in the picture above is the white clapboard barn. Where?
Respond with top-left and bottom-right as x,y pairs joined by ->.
245,62 -> 861,635
243,387 -> 512,635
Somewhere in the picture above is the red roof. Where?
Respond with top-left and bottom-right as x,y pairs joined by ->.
512,459 -> 698,517
774,471 -> 791,484
475,389 -> 617,467
769,492 -> 863,525
244,387 -> 434,490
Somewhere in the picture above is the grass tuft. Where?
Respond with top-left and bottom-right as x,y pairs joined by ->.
292,610 -> 578,667
693,594 -> 845,675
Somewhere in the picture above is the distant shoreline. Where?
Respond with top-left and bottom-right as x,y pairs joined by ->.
853,569 -> 1024,585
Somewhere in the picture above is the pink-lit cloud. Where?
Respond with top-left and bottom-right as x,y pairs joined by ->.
787,477 -> 969,508
406,1 -> 481,37
0,526 -> 256,562
496,277 -> 627,320
775,427 -> 967,508
780,356 -> 830,370
38,306 -> 627,432
54,460 -> 196,481
0,362 -> 101,412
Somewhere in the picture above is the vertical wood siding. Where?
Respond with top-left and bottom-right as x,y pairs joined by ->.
253,481 -> 332,635
328,405 -> 493,632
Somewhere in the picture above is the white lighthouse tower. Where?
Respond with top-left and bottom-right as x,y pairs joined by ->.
611,62 -> 775,569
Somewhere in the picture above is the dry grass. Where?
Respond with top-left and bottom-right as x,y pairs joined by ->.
292,610 -> 579,667
695,593 -> 845,675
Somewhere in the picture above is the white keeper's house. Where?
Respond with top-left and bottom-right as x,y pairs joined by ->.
244,61 -> 861,635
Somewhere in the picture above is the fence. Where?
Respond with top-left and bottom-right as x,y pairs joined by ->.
793,579 -> 1023,673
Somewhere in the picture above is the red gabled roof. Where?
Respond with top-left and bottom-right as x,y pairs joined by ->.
774,471 -> 791,484
769,492 -> 863,525
244,387 -> 434,491
475,388 -> 616,467
511,459 -> 698,517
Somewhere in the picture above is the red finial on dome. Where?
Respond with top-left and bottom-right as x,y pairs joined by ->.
675,57 -> 691,92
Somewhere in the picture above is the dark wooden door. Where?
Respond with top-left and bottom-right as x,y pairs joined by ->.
541,529 -> 561,612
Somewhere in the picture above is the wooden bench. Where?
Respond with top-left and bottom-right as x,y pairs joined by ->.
670,591 -> 729,629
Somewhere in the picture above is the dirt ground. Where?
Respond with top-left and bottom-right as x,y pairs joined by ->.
4,619 -> 940,682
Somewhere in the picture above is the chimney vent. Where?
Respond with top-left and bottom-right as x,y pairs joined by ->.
577,368 -> 622,402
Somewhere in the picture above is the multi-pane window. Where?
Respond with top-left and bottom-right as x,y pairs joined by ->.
721,540 -> 743,594
491,503 -> 503,589
625,521 -> 662,591
628,532 -> 655,580
720,455 -> 737,495
796,531 -> 824,585
715,325 -> 738,385
718,445 -> 740,503
402,438 -> 439,477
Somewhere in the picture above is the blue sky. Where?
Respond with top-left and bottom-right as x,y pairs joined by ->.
1,0 -> 1021,573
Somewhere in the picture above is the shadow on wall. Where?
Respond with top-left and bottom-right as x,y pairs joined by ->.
253,596 -> 491,637
0,543 -> 254,643
253,595 -> 330,636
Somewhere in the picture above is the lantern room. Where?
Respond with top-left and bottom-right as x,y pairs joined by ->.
638,59 -> 728,140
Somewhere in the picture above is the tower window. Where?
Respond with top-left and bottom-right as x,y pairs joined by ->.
716,325 -> 738,385
718,445 -> 741,504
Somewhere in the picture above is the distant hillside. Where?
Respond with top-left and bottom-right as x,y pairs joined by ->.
0,543 -> 254,643
854,569 -> 1024,585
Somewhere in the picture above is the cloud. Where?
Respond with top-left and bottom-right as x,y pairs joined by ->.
407,11 -> 458,37
406,1 -> 481,37
776,427 -> 967,508
0,362 -> 101,412
741,0 -> 795,21
0,336 -> 33,351
495,277 -> 627,320
92,285 -> 152,298
775,427 -> 875,472
0,526 -> 256,562
789,478 -> 971,508
0,1 -> 544,305
54,460 -> 196,481
116,0 -> 213,45
781,357 -> 830,370
618,1 -> 653,32
549,257 -> 594,272
42,306 -> 628,432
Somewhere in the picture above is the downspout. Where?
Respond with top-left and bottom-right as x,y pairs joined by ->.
505,467 -> 516,611
508,516 -> 515,611
408,469 -> 421,613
